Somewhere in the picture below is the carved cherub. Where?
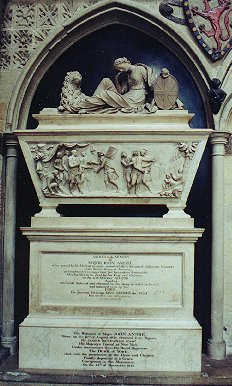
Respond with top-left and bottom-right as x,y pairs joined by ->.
44,170 -> 60,195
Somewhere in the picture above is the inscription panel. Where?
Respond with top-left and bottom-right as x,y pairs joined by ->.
62,329 -> 155,369
40,253 -> 183,307
20,326 -> 201,371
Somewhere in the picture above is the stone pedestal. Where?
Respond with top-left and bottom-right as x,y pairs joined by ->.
20,217 -> 203,372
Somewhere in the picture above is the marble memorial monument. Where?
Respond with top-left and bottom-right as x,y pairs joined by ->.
16,58 -> 212,372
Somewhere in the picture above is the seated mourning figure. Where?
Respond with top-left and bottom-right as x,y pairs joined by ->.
58,57 -> 183,114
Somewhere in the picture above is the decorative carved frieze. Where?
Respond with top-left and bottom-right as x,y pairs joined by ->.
28,141 -> 198,198
33,29 -> 51,45
16,111 -> 212,210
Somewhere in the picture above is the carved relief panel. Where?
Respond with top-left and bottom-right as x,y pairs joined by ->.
28,141 -> 198,199
16,109 -> 211,212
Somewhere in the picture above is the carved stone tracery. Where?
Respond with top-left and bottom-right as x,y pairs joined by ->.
0,0 -> 184,70
1,1 -> 91,69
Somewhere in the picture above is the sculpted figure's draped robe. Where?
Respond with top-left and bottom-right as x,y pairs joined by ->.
69,65 -> 156,114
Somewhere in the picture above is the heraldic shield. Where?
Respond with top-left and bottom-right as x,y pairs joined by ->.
153,74 -> 179,110
183,0 -> 232,60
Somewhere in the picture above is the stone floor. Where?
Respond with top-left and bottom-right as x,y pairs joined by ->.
1,353 -> 232,385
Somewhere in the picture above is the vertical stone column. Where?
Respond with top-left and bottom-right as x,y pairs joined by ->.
1,133 -> 18,354
207,131 -> 230,360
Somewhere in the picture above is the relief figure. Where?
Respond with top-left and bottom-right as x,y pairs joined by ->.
78,151 -> 92,186
68,149 -> 82,193
162,168 -> 184,197
159,142 -> 198,197
53,151 -> 65,182
140,149 -> 156,192
95,148 -> 119,190
121,149 -> 156,194
61,150 -> 70,184
130,150 -> 145,194
121,152 -> 133,190
45,170 -> 60,195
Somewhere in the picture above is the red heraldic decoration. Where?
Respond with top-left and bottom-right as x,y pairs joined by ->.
184,0 -> 232,60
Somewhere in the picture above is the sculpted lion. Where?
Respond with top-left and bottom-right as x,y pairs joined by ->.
58,71 -> 87,113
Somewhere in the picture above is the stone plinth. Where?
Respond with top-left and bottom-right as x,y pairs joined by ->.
19,217 -> 203,372
20,319 -> 201,372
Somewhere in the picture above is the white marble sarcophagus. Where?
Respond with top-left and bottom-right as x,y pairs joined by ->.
17,110 -> 210,218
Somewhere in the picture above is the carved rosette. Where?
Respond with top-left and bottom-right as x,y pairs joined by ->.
28,141 -> 198,199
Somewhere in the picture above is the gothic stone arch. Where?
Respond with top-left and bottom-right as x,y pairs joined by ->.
5,0 -> 213,133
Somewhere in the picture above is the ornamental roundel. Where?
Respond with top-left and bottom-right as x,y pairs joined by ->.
183,0 -> 232,60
